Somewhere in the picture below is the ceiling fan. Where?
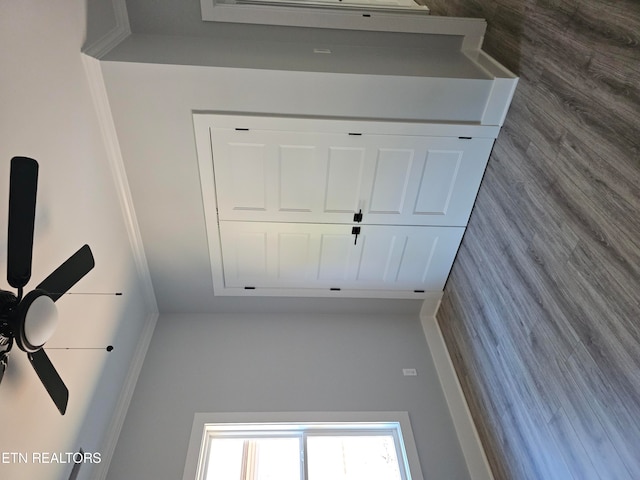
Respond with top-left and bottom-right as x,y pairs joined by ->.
0,157 -> 94,415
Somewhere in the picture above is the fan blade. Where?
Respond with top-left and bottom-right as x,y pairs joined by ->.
27,348 -> 68,415
36,245 -> 94,302
0,354 -> 7,385
7,157 -> 39,288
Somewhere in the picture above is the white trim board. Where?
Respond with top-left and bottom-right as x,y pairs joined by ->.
82,0 -> 131,58
201,0 -> 484,43
420,312 -> 495,480
194,113 -> 502,138
93,312 -> 159,480
194,113 -> 500,299
80,43 -> 160,480
183,411 -> 424,480
467,51 -> 518,127
81,53 -> 158,314
419,294 -> 442,318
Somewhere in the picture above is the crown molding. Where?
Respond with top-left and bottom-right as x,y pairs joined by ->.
93,311 -> 159,480
81,53 -> 158,313
82,0 -> 131,58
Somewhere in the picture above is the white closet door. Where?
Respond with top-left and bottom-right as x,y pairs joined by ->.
219,221 -> 358,289
219,221 -> 463,291
211,129 -> 367,224
364,136 -> 493,226
211,127 -> 492,226
353,224 -> 464,290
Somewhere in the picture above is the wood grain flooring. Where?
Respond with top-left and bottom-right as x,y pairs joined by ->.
428,0 -> 640,478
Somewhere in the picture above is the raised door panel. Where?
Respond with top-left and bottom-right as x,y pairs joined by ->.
367,147 -> 415,215
213,140 -> 269,212
323,146 -> 366,214
219,221 -> 462,291
410,137 -> 493,226
212,127 -> 492,226
219,221 -> 358,289
362,136 -> 494,226
226,230 -> 269,282
212,128 -> 366,223
353,225 -> 464,290
278,145 -> 317,213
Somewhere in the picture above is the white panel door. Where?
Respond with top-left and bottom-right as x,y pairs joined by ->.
219,221 -> 463,291
211,127 -> 492,226
219,221 -> 359,289
364,136 -> 494,226
354,224 -> 464,290
212,128 -> 368,224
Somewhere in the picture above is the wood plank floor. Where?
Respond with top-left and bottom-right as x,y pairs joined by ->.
428,0 -> 640,478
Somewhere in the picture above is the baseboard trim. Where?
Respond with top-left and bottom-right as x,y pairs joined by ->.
420,313 -> 495,480
419,292 -> 443,318
82,0 -> 130,58
94,311 -> 159,480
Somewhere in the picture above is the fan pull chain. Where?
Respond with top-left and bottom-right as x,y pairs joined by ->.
47,345 -> 114,352
46,292 -> 123,296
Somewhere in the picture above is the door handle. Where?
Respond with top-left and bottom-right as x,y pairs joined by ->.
352,226 -> 361,245
353,209 -> 363,223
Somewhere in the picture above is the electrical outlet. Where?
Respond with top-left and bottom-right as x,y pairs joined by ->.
402,368 -> 417,376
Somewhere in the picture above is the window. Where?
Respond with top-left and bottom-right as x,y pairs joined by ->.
198,0 -> 433,34
183,413 -> 424,480
222,0 -> 428,13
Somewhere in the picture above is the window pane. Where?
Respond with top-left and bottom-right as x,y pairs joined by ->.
206,438 -> 244,480
254,437 -> 301,480
205,437 -> 301,480
307,435 -> 402,480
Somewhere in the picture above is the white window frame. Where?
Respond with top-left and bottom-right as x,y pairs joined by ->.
199,1 -> 488,47
199,0 -> 432,33
182,412 -> 424,480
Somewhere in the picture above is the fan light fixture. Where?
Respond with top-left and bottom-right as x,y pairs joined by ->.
18,290 -> 59,352
0,156 -> 95,415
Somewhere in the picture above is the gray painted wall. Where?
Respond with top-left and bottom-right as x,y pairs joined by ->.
69,280 -> 151,480
99,53 -> 490,312
125,0 -> 441,46
107,312 -> 470,480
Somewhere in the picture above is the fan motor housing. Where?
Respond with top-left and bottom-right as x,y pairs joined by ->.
0,289 -> 18,333
0,288 -> 18,312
